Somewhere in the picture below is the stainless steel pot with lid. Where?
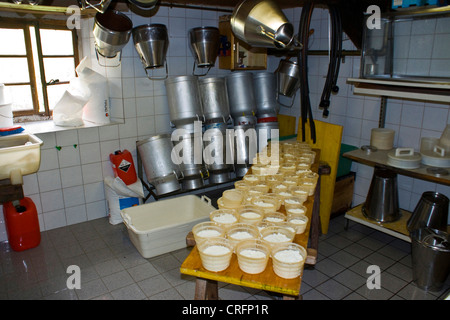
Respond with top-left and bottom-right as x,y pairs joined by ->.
253,72 -> 279,117
198,77 -> 230,123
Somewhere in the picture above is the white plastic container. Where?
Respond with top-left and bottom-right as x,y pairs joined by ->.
0,132 -> 43,184
121,195 -> 215,258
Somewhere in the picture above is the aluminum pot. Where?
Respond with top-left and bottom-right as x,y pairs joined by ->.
93,10 -> 133,58
203,124 -> 233,184
132,24 -> 169,79
362,167 -> 400,223
172,132 -> 207,190
226,72 -> 256,119
189,27 -> 220,75
256,118 -> 279,152
407,192 -> 449,233
253,72 -> 279,117
165,76 -> 204,126
233,124 -> 258,177
136,134 -> 182,195
198,77 -> 230,122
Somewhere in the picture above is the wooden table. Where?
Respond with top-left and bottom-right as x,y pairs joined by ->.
180,150 -> 327,300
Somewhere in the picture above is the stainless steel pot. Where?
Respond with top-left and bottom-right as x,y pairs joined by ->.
275,59 -> 300,107
165,76 -> 204,126
256,118 -> 279,152
231,0 -> 300,50
189,27 -> 221,76
93,10 -> 133,59
198,77 -> 230,122
136,134 -> 182,195
226,72 -> 256,119
407,192 -> 449,233
362,167 -> 400,223
253,72 -> 279,117
132,24 -> 169,80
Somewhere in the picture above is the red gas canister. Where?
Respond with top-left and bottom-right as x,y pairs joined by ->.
109,149 -> 138,185
3,197 -> 41,252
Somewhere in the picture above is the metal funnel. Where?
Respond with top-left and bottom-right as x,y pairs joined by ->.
189,27 -> 220,76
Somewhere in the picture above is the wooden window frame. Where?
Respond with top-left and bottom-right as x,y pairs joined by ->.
0,18 -> 80,118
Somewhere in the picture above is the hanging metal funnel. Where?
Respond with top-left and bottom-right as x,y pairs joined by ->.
189,27 -> 220,76
231,0 -> 301,50
93,10 -> 133,65
132,24 -> 169,80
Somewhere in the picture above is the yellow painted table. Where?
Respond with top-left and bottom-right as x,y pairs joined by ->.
180,150 -> 325,300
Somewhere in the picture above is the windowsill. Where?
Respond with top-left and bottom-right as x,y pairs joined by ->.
20,118 -> 124,134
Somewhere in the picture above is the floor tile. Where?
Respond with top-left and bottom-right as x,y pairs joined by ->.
75,278 -> 108,300
110,283 -> 146,300
138,274 -> 173,298
101,270 -> 134,292
315,278 -> 353,300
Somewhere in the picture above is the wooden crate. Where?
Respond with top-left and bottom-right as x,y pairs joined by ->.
331,172 -> 355,217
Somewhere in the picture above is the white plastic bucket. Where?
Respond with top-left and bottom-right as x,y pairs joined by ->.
0,103 -> 13,128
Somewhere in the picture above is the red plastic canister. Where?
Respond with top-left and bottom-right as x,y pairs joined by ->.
3,197 -> 41,252
109,149 -> 138,185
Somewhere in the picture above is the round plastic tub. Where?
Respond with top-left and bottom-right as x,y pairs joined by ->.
251,196 -> 279,214
286,214 -> 309,234
260,225 -> 295,250
225,223 -> 260,251
222,189 -> 244,207
271,243 -> 307,279
192,221 -> 225,244
197,237 -> 233,272
236,239 -> 271,274
237,205 -> 264,225
262,211 -> 286,224
210,209 -> 239,230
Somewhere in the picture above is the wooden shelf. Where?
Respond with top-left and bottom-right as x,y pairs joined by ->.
0,2 -> 97,15
345,204 -> 411,242
343,148 -> 450,186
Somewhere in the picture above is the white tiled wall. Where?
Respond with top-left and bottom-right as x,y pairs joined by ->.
1,6 -> 449,242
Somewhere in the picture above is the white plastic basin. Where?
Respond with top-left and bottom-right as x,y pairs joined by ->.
0,132 -> 43,184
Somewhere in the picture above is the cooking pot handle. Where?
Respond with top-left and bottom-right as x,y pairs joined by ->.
433,145 -> 446,157
145,62 -> 168,80
192,61 -> 212,77
395,148 -> 414,157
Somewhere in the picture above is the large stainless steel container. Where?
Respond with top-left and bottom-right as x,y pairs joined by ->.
132,24 -> 169,78
233,124 -> 257,177
173,132 -> 207,190
362,167 -> 400,223
226,72 -> 256,119
407,192 -> 449,233
189,27 -> 220,75
198,77 -> 230,122
276,59 -> 300,98
93,10 -> 133,58
203,122 -> 233,184
136,134 -> 182,195
253,72 -> 279,117
165,76 -> 203,126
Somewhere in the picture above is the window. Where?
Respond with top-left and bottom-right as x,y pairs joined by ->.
0,18 -> 79,121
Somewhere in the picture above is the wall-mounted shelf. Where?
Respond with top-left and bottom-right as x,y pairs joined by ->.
347,78 -> 450,103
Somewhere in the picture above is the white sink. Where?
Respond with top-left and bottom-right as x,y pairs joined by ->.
0,132 -> 43,185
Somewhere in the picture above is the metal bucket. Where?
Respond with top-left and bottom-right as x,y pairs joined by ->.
231,0 -> 300,50
165,76 -> 204,127
226,72 -> 256,119
407,192 -> 449,233
275,59 -> 300,107
198,77 -> 230,122
362,167 -> 400,223
189,27 -> 220,76
172,132 -> 207,190
253,72 -> 279,117
411,228 -> 450,292
93,10 -> 133,59
132,24 -> 169,80
136,134 -> 182,195
203,123 -> 233,184
233,124 -> 258,177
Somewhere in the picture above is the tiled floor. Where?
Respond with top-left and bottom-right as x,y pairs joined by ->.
0,214 -> 448,300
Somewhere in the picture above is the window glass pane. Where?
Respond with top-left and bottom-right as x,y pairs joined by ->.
8,85 -> 34,112
47,83 -> 69,111
0,58 -> 30,83
43,58 -> 76,83
40,29 -> 74,55
0,28 -> 26,55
